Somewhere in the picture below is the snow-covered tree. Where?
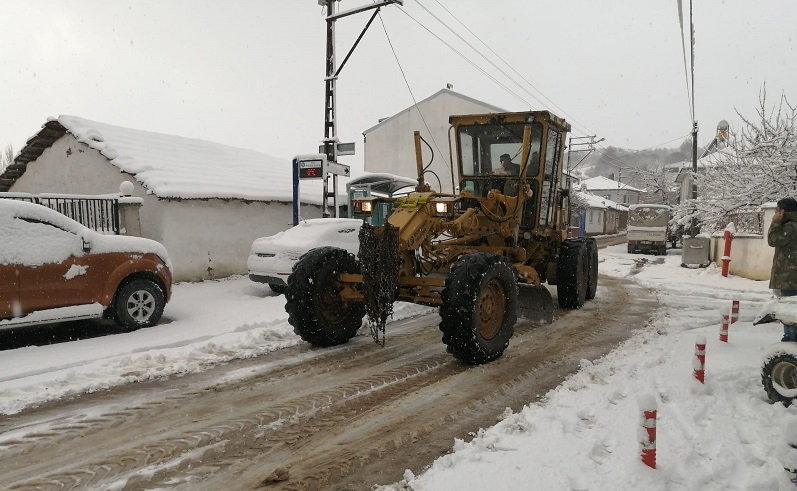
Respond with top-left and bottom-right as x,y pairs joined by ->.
673,87 -> 797,232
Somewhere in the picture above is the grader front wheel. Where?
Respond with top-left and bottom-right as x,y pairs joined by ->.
285,246 -> 365,347
439,252 -> 518,365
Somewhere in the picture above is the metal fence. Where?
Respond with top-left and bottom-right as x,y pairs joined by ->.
726,210 -> 764,235
0,193 -> 120,234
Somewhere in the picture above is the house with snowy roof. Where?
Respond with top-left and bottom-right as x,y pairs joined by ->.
582,175 -> 644,208
0,116 -> 334,282
570,187 -> 626,236
362,88 -> 505,194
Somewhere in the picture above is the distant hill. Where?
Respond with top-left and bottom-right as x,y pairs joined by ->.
575,139 -> 703,180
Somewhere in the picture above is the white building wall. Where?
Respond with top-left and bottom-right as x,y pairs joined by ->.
11,136 -> 167,244
11,136 -> 126,198
709,204 -> 777,281
364,93 -> 502,194
585,209 -> 604,235
158,200 -> 322,282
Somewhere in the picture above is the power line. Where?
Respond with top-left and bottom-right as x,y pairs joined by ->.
415,0 -> 546,110
394,7 -> 531,107
376,12 -> 446,167
384,2 -> 689,165
425,0 -> 600,138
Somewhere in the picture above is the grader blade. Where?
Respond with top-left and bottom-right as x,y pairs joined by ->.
517,284 -> 555,324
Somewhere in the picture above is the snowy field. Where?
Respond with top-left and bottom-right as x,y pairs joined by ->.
2,244 -> 797,489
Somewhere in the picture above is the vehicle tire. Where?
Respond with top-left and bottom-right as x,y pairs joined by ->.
268,283 -> 287,295
585,238 -> 599,301
439,252 -> 518,365
627,244 -> 634,254
285,246 -> 365,347
113,278 -> 166,331
762,351 -> 797,406
557,239 -> 588,309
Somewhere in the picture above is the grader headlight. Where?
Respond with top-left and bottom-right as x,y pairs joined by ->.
430,197 -> 458,218
352,198 -> 375,217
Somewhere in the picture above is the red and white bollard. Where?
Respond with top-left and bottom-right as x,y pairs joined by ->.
721,229 -> 733,277
639,395 -> 657,469
693,335 -> 706,383
718,301 -> 739,342
720,313 -> 730,342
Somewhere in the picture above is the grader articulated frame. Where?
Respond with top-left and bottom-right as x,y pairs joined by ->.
285,110 -> 598,364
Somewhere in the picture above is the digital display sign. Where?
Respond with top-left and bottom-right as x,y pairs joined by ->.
298,159 -> 324,180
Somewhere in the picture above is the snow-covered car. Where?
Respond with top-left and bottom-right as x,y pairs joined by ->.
247,218 -> 363,294
0,199 -> 172,331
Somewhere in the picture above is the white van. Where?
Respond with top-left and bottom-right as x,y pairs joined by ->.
627,204 -> 671,255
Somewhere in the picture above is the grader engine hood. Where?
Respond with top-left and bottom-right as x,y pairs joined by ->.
384,192 -> 440,251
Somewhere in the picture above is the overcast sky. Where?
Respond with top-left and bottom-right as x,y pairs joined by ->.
1,0 -> 795,172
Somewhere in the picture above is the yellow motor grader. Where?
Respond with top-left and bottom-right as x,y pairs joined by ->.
285,110 -> 598,364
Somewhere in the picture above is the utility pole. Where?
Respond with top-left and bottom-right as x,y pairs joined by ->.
565,135 -> 604,232
566,135 -> 604,185
320,0 -> 403,217
690,120 -> 699,236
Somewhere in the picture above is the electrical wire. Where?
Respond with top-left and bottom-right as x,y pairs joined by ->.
393,8 -> 531,108
424,0 -> 599,139
382,1 -> 693,174
376,8 -> 453,183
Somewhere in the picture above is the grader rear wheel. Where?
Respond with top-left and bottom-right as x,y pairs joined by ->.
285,246 -> 365,347
557,239 -> 588,309
439,252 -> 518,365
585,238 -> 599,300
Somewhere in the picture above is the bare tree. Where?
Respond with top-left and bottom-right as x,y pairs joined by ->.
672,86 -> 797,231
636,161 -> 680,206
0,144 -> 13,174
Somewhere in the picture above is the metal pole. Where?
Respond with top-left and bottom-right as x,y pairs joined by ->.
691,120 -> 698,236
323,0 -> 338,217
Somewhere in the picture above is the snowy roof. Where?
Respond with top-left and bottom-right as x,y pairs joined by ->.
674,146 -> 735,183
362,88 -> 506,135
347,172 -> 417,196
574,190 -> 624,210
582,175 -> 644,193
2,115 -> 339,204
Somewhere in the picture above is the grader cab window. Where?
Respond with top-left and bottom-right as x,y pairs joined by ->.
539,128 -> 562,226
458,122 -> 542,197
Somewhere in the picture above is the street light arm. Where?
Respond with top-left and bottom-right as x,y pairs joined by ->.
327,0 -> 403,20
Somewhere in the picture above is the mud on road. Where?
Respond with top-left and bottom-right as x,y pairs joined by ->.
0,274 -> 658,491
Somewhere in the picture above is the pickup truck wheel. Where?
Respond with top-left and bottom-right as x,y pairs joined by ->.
114,278 -> 166,331
285,246 -> 365,347
440,252 -> 517,365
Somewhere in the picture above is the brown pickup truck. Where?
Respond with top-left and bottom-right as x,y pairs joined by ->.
0,199 -> 172,331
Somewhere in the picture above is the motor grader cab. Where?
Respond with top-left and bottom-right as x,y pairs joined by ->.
284,110 -> 598,365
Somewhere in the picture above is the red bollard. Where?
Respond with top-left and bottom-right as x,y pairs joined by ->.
721,230 -> 733,277
639,395 -> 658,469
694,335 -> 706,383
731,300 -> 739,324
720,312 -> 729,342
